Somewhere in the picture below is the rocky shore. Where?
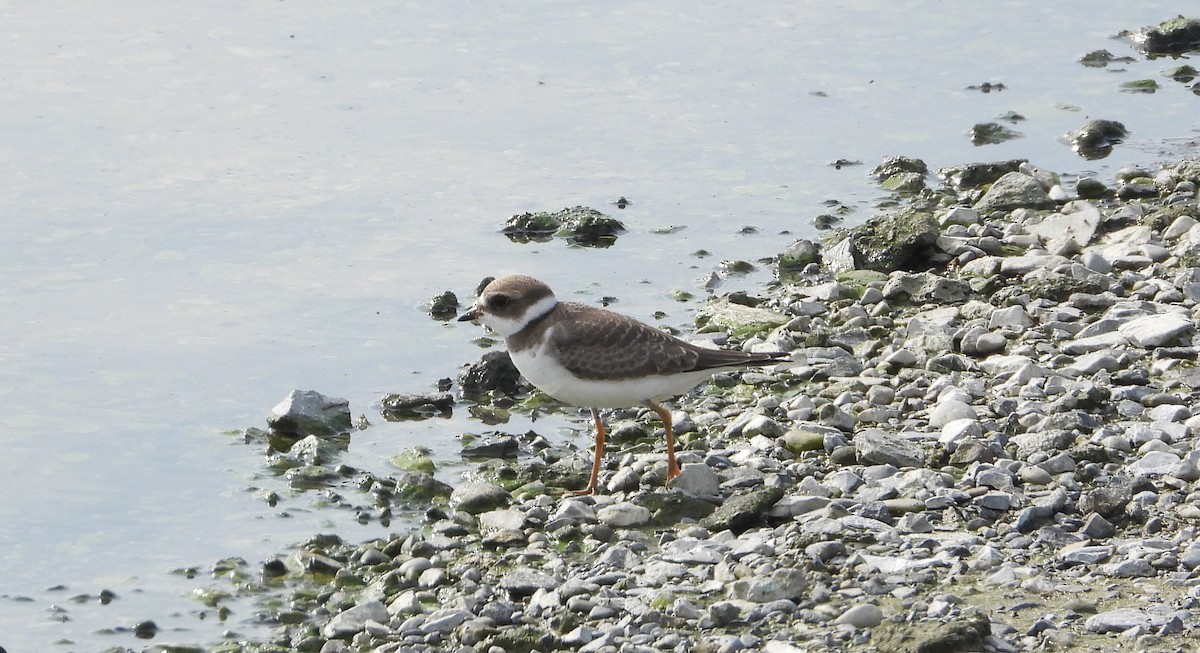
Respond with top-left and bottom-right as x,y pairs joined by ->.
195,156 -> 1200,653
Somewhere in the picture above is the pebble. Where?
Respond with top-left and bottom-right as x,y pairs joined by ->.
835,603 -> 885,628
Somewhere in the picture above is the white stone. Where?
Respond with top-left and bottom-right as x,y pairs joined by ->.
1127,450 -> 1182,476
478,507 -> 526,532
1118,313 -> 1192,348
835,603 -> 885,628
323,601 -> 389,638
596,502 -> 651,528
1164,215 -> 1199,240
671,463 -> 721,497
661,538 -> 729,564
929,399 -> 977,428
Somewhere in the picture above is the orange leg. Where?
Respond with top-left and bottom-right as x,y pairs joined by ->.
567,408 -> 607,496
646,401 -> 680,481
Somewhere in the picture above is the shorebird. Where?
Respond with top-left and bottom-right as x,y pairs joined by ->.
458,274 -> 788,495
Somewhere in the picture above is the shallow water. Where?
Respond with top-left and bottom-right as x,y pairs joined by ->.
0,0 -> 1194,649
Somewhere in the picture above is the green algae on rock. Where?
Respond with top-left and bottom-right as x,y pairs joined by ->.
502,206 -> 625,247
1129,16 -> 1200,56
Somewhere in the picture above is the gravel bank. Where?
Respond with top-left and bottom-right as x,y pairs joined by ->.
203,157 -> 1200,653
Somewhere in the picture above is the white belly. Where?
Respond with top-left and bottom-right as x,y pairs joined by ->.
509,345 -> 717,408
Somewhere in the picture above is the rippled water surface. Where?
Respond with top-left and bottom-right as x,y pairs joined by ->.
0,1 -> 1194,649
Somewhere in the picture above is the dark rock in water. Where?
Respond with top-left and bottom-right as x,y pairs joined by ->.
501,211 -> 559,240
871,156 -> 929,192
699,485 -> 784,533
379,392 -> 454,420
870,155 -> 929,181
428,290 -> 459,320
462,433 -> 519,458
1067,119 -> 1128,160
1075,176 -> 1111,199
394,471 -> 454,501
1078,49 -> 1136,68
879,172 -> 927,193
283,435 -> 342,466
936,159 -> 1026,190
777,239 -> 821,270
267,390 -> 352,438
971,122 -> 1022,146
132,620 -> 159,639
502,206 -> 625,247
1129,17 -> 1200,56
839,208 -> 941,273
260,557 -> 288,578
459,350 -> 522,399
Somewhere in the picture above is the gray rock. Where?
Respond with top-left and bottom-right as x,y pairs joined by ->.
1118,313 -> 1192,348
975,491 -> 1014,511
1078,250 -> 1112,272
1061,332 -> 1127,355
834,603 -> 885,628
929,399 -> 978,428
1038,452 -> 1077,475
268,389 -> 352,437
1024,201 -> 1101,252
999,253 -> 1070,276
729,567 -> 807,602
846,208 -> 941,273
671,462 -> 721,497
1127,450 -> 1182,476
422,608 -> 472,634
1067,119 -> 1128,158
449,482 -> 511,514
854,429 -> 925,468
974,172 -> 1055,213
1130,16 -> 1200,56
323,600 -> 389,638
458,350 -> 522,397
882,272 -> 971,303
478,507 -> 526,532
1062,351 -> 1119,376
1079,513 -> 1116,539
959,327 -> 1007,356
499,568 -> 559,598
1019,465 -> 1054,485
661,538 -> 729,564
989,305 -> 1034,330
1059,545 -> 1113,565
285,435 -> 341,466
596,502 -> 651,527
699,485 -> 785,533
379,392 -> 454,419
1085,608 -> 1171,633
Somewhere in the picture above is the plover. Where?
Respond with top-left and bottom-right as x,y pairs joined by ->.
458,274 -> 789,495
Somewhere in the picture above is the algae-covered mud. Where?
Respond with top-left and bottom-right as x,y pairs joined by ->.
3,5 -> 1199,653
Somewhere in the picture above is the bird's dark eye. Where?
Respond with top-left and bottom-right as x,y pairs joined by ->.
489,294 -> 511,309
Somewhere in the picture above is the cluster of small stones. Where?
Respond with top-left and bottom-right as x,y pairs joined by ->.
193,158 -> 1200,653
